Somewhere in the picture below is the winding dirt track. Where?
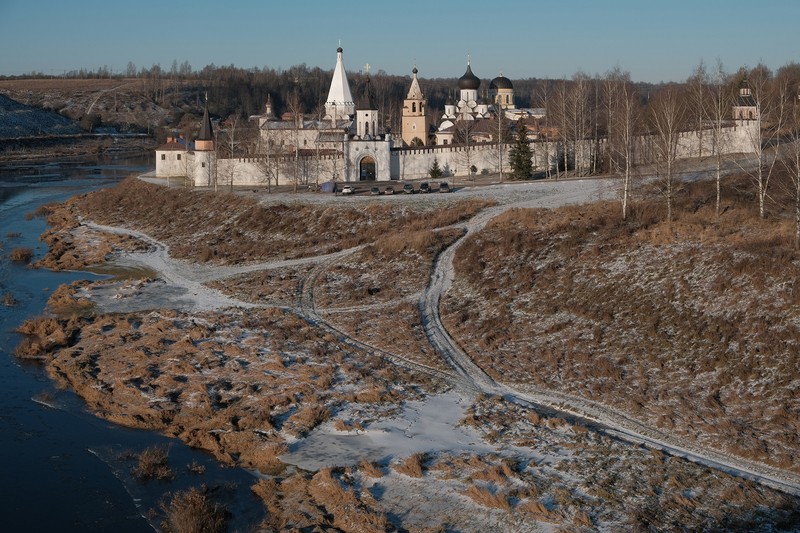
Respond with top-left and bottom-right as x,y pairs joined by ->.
417,186 -> 800,497
85,176 -> 800,496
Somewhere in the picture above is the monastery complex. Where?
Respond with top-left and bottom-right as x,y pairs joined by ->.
156,47 -> 759,188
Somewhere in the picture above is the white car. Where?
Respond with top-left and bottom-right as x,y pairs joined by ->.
341,185 -> 355,195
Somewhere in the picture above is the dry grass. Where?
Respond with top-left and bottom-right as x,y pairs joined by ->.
444,173 -> 800,472
132,444 -> 173,481
9,246 -> 33,263
461,483 -> 511,511
160,486 -> 228,533
64,177 -> 491,266
393,452 -> 427,478
358,459 -> 384,479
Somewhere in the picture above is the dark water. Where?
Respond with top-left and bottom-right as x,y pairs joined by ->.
0,156 -> 263,532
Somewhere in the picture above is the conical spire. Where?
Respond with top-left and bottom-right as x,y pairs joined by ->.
325,46 -> 355,121
198,93 -> 214,141
406,65 -> 424,100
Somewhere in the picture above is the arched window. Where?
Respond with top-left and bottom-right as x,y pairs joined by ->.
749,111 -> 754,120
412,103 -> 417,113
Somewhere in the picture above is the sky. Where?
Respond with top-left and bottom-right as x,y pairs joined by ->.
0,0 -> 796,83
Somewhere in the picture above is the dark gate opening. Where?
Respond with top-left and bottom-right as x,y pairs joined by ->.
360,156 -> 376,181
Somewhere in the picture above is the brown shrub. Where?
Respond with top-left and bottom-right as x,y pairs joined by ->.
14,316 -> 75,357
160,486 -> 228,533
132,444 -> 173,481
10,247 -> 33,263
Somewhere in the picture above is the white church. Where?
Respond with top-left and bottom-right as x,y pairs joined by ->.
155,47 -> 759,188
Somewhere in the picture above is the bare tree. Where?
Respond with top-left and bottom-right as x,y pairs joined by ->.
602,67 -> 641,219
782,89 -> 800,249
709,60 -> 733,216
649,87 -> 687,222
687,60 -> 710,158
569,71 -> 593,176
535,83 -> 553,178
743,65 -> 787,219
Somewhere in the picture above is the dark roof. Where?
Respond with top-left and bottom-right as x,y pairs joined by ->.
490,75 -> 513,90
737,78 -> 756,107
357,74 -> 377,110
458,64 -> 481,91
197,100 -> 214,141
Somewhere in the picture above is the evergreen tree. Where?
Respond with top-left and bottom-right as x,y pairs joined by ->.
429,157 -> 443,179
509,120 -> 533,180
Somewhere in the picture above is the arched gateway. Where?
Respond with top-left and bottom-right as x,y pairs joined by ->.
359,156 -> 376,181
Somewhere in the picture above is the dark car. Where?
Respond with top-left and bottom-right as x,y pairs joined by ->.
403,183 -> 414,194
370,186 -> 381,195
419,182 -> 430,193
439,181 -> 450,193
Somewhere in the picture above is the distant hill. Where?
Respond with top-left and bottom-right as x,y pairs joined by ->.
0,93 -> 82,138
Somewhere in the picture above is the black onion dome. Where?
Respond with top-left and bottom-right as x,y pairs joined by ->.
458,64 -> 481,90
337,46 -> 343,53
490,75 -> 513,90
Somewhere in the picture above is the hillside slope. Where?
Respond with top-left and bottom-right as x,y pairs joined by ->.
0,93 -> 82,137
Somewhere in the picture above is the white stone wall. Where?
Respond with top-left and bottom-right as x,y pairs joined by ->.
168,121 -> 759,187
155,150 -> 188,178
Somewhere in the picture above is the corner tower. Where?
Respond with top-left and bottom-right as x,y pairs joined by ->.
194,95 -> 215,187
325,46 -> 355,123
733,78 -> 757,121
402,66 -> 429,146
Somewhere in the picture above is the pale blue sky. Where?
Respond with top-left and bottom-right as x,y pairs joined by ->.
0,0 -> 796,82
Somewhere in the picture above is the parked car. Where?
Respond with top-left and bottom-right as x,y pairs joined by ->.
384,186 -> 395,195
341,185 -> 355,195
439,181 -> 450,193
419,182 -> 431,193
370,186 -> 381,195
403,183 -> 414,194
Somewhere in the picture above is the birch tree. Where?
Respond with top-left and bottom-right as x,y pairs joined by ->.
743,65 -> 787,219
687,61 -> 709,157
709,60 -> 733,216
649,87 -> 687,222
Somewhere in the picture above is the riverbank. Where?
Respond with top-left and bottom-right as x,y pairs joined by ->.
15,171 -> 800,531
0,135 -> 153,165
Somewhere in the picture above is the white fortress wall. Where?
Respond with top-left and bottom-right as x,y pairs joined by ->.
165,121 -> 759,187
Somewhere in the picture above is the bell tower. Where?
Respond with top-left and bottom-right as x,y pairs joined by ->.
402,66 -> 429,147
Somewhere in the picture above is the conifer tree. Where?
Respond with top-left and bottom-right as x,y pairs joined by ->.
429,157 -> 443,179
509,120 -> 533,180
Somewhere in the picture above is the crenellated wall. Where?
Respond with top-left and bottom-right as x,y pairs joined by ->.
156,121 -> 759,187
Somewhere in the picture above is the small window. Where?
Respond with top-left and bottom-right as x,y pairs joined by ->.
443,139 -> 448,145
177,154 -> 181,160
161,154 -> 166,160
201,162 -> 206,168
412,102 -> 417,113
